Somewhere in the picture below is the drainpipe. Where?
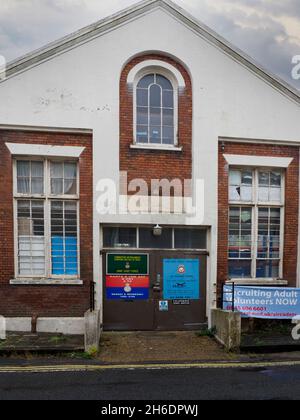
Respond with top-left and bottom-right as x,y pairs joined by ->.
31,314 -> 38,334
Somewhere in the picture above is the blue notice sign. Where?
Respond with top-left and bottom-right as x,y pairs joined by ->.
163,259 -> 200,300
223,286 -> 300,319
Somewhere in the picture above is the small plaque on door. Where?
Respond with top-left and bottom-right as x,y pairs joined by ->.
173,300 -> 190,305
159,301 -> 169,312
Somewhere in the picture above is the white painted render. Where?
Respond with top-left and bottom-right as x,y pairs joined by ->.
5,318 -> 85,335
223,155 -> 294,168
5,143 -> 85,158
1,2 -> 300,323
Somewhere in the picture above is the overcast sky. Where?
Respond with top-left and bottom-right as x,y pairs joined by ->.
0,0 -> 300,89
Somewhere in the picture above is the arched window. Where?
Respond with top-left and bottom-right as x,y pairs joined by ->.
136,73 -> 176,145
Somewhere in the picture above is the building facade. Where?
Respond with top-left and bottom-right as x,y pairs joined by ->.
1,0 -> 300,333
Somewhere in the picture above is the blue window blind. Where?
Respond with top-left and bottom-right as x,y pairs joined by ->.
51,201 -> 78,276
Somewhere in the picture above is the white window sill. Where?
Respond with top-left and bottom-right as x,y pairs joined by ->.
130,144 -> 182,152
226,279 -> 288,286
10,279 -> 83,286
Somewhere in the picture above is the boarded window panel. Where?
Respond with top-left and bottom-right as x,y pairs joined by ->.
17,200 -> 45,276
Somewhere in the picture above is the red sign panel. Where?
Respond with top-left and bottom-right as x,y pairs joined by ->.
106,275 -> 150,288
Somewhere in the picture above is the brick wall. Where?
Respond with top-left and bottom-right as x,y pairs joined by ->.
218,141 -> 299,299
0,130 -> 93,317
120,54 -> 192,196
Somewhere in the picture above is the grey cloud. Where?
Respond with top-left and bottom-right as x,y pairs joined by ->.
0,0 -> 299,90
178,0 -> 300,89
230,0 -> 300,19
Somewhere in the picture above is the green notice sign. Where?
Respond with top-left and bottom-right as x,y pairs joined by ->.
107,254 -> 149,275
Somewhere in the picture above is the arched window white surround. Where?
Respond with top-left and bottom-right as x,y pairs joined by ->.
127,60 -> 185,149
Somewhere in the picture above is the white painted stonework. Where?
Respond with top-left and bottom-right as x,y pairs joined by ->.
1,0 -> 300,327
5,143 -> 85,158
6,318 -> 85,335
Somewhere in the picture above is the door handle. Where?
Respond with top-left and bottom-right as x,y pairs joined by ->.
153,273 -> 161,291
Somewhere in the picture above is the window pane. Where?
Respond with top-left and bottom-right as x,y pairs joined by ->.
137,107 -> 148,125
17,178 -> 30,194
137,74 -> 154,88
136,126 -> 148,144
228,260 -> 251,279
259,172 -> 270,186
51,162 -> 77,195
51,162 -> 63,178
174,229 -> 206,249
156,75 -> 173,90
162,90 -> 174,108
64,163 -> 77,179
270,171 -> 281,187
229,170 -> 252,202
256,260 -> 279,278
17,161 -> 30,177
150,85 -> 161,107
241,171 -> 252,185
17,161 -> 44,195
229,207 -> 252,260
64,179 -> 77,195
258,187 -> 269,202
163,108 -> 174,127
31,178 -> 43,194
103,227 -> 137,248
150,126 -> 161,144
150,107 -> 161,126
31,161 -> 43,178
257,207 -> 281,260
139,228 -> 172,249
137,89 -> 148,107
51,179 -> 63,195
229,170 -> 241,186
258,171 -> 282,203
162,127 -> 174,145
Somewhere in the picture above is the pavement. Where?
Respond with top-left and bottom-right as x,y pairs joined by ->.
0,331 -> 300,369
0,332 -> 84,353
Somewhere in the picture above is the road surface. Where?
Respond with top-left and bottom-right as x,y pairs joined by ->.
0,364 -> 299,400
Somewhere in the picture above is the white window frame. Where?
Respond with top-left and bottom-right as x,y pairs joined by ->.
13,158 -> 80,280
133,67 -> 179,149
228,167 -> 285,281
